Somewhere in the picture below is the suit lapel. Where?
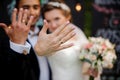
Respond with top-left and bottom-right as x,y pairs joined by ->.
27,39 -> 40,80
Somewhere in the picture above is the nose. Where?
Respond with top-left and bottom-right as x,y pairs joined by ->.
29,8 -> 35,16
50,22 -> 57,28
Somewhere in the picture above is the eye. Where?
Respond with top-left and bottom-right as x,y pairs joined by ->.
46,20 -> 50,23
22,5 -> 29,10
55,17 -> 60,21
33,5 -> 40,10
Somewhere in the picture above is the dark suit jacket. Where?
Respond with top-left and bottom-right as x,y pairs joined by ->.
0,28 -> 40,80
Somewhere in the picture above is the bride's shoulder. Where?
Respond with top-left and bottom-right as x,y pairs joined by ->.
67,23 -> 88,42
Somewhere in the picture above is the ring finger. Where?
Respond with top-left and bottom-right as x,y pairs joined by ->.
60,31 -> 76,44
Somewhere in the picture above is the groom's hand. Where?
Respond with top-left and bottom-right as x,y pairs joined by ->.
0,8 -> 33,45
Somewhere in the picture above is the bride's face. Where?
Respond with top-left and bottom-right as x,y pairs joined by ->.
44,9 -> 70,32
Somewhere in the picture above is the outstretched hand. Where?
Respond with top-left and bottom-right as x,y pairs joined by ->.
34,20 -> 76,56
0,8 -> 33,45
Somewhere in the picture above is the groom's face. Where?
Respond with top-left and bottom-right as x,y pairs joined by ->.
18,0 -> 41,26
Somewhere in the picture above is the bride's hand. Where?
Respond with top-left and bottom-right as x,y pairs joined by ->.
34,20 -> 76,56
87,67 -> 98,77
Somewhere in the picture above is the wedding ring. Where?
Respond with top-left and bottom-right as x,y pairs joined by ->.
60,41 -> 63,44
8,26 -> 11,29
22,19 -> 26,23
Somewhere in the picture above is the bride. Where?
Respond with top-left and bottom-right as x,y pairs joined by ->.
41,1 -> 100,80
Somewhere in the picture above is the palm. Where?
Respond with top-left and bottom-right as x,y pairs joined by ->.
34,20 -> 75,56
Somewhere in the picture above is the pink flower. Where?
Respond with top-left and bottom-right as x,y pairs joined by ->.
84,43 -> 93,49
79,37 -> 117,79
101,43 -> 107,50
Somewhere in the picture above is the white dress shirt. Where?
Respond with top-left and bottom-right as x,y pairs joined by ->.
28,26 -> 49,80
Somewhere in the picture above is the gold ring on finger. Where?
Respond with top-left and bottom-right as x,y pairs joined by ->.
8,25 -> 11,29
22,19 -> 26,23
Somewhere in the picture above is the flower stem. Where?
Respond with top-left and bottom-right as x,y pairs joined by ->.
89,75 -> 94,80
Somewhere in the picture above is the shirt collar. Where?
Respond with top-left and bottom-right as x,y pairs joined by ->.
29,26 -> 39,37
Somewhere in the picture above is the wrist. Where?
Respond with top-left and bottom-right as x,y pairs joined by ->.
34,45 -> 46,56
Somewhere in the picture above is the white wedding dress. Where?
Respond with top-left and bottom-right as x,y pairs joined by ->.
47,25 -> 89,80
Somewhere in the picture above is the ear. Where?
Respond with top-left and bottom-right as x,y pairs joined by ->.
67,15 -> 72,22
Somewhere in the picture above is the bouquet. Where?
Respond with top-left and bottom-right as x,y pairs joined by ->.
79,37 -> 117,80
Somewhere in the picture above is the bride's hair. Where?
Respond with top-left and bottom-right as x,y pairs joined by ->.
41,1 -> 72,22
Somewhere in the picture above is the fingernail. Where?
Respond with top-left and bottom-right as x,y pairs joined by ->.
20,8 -> 23,11
43,19 -> 47,24
66,21 -> 70,23
30,16 -> 34,18
30,16 -> 34,19
25,9 -> 28,12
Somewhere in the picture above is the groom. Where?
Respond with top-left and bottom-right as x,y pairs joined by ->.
0,0 -> 75,80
